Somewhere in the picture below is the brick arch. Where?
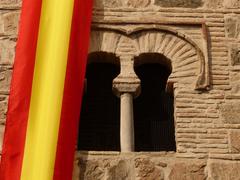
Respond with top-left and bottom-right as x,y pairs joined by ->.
89,28 -> 209,90
132,31 -> 202,89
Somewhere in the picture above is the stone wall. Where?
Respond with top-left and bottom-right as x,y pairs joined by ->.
1,0 -> 240,179
0,0 -> 20,155
74,151 -> 240,180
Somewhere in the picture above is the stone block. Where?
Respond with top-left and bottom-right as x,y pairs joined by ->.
0,125 -> 5,153
94,0 -> 123,8
135,158 -> 164,180
72,159 -> 80,180
230,72 -> 240,94
220,103 -> 240,124
125,0 -> 151,8
154,0 -> 203,8
229,45 -> 240,66
169,162 -> 206,180
224,0 -> 240,8
94,0 -> 150,8
107,160 -> 132,180
2,12 -> 20,35
0,0 -> 20,6
208,161 -> 240,180
225,15 -> 240,39
0,16 -> 3,35
0,96 -> 8,124
0,68 -> 12,94
79,160 -> 105,180
229,130 -> 240,153
204,0 -> 223,8
0,38 -> 16,65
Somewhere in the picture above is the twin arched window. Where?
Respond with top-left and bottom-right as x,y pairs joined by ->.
78,53 -> 176,152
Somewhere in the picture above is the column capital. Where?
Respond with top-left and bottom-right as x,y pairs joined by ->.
112,55 -> 141,98
113,77 -> 141,98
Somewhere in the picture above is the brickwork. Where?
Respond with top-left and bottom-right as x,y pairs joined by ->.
1,0 -> 240,179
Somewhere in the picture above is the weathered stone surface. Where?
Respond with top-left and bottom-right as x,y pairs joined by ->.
126,0 -> 151,8
79,160 -> 105,180
94,0 -> 150,8
220,103 -> 240,124
2,12 -> 20,35
154,0 -> 203,8
0,125 -> 4,153
204,0 -> 223,8
0,0 -> 21,6
0,68 -> 12,94
76,154 -> 240,180
230,72 -> 240,94
229,130 -> 240,153
107,160 -> 132,180
225,15 -> 240,39
208,161 -> 240,180
94,0 -> 123,8
0,38 -> 16,65
135,157 -> 164,180
230,46 -> 240,65
72,159 -> 80,180
224,0 -> 240,8
169,162 -> 206,180
0,96 -> 7,124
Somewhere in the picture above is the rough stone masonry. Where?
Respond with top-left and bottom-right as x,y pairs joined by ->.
1,0 -> 240,179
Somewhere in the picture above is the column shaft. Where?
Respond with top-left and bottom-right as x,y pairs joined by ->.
120,93 -> 134,152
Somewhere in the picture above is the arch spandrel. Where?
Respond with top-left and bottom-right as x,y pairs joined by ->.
89,27 -> 209,90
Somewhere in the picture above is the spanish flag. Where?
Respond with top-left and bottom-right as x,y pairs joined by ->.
0,0 -> 92,179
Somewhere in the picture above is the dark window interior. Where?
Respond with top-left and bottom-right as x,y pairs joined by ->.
134,63 -> 176,151
78,62 -> 120,151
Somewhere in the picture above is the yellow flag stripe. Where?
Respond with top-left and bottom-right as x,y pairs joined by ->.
21,0 -> 74,179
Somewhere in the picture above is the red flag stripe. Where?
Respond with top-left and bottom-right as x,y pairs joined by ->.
0,0 -> 42,179
53,0 -> 93,179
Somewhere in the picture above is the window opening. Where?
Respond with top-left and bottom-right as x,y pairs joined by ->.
134,60 -> 176,151
78,62 -> 120,151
